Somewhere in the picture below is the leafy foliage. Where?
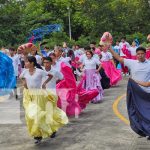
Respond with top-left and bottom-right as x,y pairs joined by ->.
0,0 -> 149,47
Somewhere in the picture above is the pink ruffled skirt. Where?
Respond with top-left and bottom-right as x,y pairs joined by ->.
102,61 -> 122,86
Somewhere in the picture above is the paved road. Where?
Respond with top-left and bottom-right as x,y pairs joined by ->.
0,78 -> 150,150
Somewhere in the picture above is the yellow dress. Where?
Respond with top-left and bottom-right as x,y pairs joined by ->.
23,89 -> 68,138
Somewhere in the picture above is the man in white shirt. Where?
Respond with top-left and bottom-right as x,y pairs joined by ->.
42,57 -> 63,92
9,48 -> 20,99
109,46 -> 150,93
109,45 -> 150,139
9,48 -> 20,77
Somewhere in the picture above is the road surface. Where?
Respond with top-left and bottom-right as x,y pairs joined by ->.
0,77 -> 150,150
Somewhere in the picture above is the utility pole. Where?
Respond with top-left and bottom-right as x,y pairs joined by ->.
67,7 -> 72,40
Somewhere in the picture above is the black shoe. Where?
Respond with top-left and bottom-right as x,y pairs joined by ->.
34,137 -> 42,144
91,101 -> 100,104
15,95 -> 18,99
147,136 -> 150,140
50,132 -> 56,138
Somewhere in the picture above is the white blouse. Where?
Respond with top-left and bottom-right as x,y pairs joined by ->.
55,57 -> 71,71
79,54 -> 99,63
20,68 -> 47,89
83,57 -> 101,70
101,51 -> 113,61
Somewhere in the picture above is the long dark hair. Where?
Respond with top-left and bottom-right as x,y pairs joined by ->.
27,56 -> 43,70
67,49 -> 75,61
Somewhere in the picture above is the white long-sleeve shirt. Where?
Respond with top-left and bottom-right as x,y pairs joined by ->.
9,54 -> 21,76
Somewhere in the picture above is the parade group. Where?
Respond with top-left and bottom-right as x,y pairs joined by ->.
0,33 -> 150,144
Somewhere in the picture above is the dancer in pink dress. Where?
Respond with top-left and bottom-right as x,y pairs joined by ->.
56,62 -> 99,115
100,45 -> 122,86
81,50 -> 104,103
53,48 -> 99,116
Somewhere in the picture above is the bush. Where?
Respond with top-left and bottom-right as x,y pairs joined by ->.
126,32 -> 146,44
75,35 -> 90,47
141,42 -> 150,49
36,31 -> 148,50
38,33 -> 91,49
0,40 -> 4,48
36,31 -> 70,49
112,32 -> 147,45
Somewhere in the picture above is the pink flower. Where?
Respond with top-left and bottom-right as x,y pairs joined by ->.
100,32 -> 113,45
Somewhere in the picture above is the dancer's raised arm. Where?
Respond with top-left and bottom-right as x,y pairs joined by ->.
109,46 -> 124,64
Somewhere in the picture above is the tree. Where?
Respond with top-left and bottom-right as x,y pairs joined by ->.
0,0 -> 149,47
